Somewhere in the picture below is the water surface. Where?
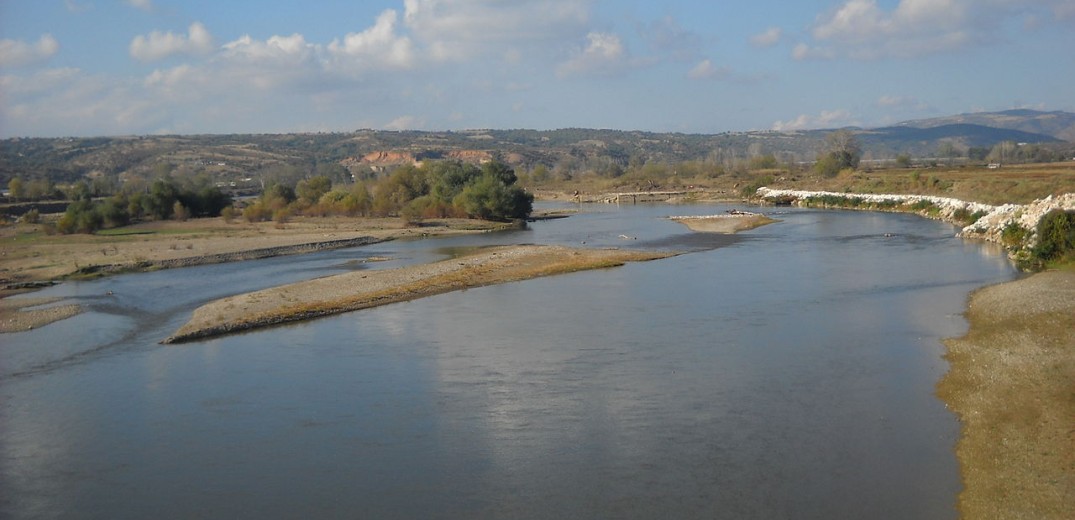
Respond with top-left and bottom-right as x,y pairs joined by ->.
0,204 -> 1017,519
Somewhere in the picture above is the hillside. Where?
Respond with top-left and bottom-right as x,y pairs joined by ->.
1,111 -> 1071,189
898,109 -> 1075,141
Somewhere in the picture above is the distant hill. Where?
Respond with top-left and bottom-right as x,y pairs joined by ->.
857,123 -> 1061,156
897,109 -> 1075,141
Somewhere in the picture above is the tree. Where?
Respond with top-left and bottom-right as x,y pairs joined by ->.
937,142 -> 960,164
8,177 -> 23,201
895,154 -> 912,168
296,175 -> 332,204
815,130 -> 861,177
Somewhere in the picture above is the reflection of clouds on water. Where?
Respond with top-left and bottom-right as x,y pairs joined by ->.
0,204 -> 1020,518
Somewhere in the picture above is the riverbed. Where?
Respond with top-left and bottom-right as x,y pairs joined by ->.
0,203 -> 1017,519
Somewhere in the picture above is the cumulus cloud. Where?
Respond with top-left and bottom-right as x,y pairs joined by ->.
750,27 -> 783,48
328,10 -> 415,69
0,35 -> 60,68
772,109 -> 857,131
130,22 -> 214,62
384,115 -> 424,130
557,32 -> 629,78
687,59 -> 731,80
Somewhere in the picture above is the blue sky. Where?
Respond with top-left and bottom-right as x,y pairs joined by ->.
1,0 -> 1073,137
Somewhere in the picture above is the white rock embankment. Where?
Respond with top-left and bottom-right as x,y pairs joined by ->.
756,187 -> 1075,249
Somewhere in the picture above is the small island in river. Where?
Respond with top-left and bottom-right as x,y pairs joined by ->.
164,244 -> 673,344
668,211 -> 777,233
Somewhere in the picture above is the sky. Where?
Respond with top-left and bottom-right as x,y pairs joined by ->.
1,0 -> 1073,137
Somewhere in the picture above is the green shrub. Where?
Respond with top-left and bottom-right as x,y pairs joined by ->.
1031,209 -> 1075,266
1001,221 -> 1029,248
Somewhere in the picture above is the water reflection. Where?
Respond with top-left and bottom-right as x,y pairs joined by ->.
0,204 -> 1017,519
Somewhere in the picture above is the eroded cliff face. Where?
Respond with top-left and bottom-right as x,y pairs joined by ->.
339,151 -> 419,168
445,150 -> 493,163
339,149 -> 497,173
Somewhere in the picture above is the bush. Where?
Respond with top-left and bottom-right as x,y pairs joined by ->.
1031,209 -> 1075,265
19,208 -> 40,224
1001,221 -> 1029,248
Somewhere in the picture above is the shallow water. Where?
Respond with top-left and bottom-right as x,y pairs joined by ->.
0,204 -> 1017,519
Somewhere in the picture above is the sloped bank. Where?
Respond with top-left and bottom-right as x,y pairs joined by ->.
164,245 -> 673,344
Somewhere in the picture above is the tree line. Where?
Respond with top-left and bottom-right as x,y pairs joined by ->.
55,177 -> 231,234
241,159 -> 533,224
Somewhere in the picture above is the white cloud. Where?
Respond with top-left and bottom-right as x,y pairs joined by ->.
687,59 -> 730,81
403,0 -> 592,61
125,0 -> 153,12
557,32 -> 628,78
221,33 -> 315,64
772,109 -> 856,131
65,1 -> 92,13
750,27 -> 783,48
1,68 -> 167,136
327,10 -> 415,69
799,0 -> 1075,60
0,35 -> 60,68
130,23 -> 214,62
384,115 -> 424,130
876,95 -> 932,112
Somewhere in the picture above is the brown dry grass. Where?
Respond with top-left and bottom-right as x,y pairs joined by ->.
165,245 -> 672,343
938,270 -> 1075,519
531,162 -> 1075,206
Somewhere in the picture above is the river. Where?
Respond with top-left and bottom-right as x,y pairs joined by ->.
0,203 -> 1017,519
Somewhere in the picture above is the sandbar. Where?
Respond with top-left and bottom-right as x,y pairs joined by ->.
164,245 -> 672,344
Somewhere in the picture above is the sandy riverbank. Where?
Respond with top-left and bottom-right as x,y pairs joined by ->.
165,244 -> 673,344
938,270 -> 1075,519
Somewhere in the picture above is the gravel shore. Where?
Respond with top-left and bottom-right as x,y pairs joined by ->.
164,245 -> 672,344
938,270 -> 1075,519
0,297 -> 81,332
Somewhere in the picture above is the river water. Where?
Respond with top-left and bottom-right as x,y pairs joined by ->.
0,203 -> 1017,519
